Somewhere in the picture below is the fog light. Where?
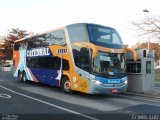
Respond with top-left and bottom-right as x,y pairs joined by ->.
124,80 -> 128,84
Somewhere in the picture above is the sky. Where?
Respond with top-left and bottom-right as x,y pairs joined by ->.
0,0 -> 160,46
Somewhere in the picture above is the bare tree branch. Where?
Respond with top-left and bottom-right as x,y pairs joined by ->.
131,15 -> 160,42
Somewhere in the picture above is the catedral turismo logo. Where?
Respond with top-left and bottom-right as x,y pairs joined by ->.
108,79 -> 121,84
27,48 -> 50,57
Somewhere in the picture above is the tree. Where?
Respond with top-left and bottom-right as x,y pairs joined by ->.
0,51 -> 4,58
131,15 -> 160,42
3,28 -> 29,60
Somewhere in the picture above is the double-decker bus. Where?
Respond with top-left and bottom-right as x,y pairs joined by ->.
13,23 -> 137,94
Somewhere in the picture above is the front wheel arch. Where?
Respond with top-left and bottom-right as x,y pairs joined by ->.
60,76 -> 73,94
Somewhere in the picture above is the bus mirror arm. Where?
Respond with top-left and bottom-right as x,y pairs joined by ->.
125,47 -> 138,62
73,42 -> 98,58
62,43 -> 67,47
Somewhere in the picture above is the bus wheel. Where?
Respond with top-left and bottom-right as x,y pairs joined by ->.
22,72 -> 27,83
61,77 -> 73,94
18,72 -> 23,82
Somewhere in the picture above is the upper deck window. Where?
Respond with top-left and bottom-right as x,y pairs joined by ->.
27,29 -> 66,49
67,24 -> 89,43
87,24 -> 124,49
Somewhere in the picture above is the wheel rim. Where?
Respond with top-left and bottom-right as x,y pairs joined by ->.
64,81 -> 71,91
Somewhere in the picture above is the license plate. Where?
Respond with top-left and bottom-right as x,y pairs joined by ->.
111,89 -> 118,93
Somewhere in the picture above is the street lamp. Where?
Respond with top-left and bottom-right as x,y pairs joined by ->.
143,9 -> 149,13
142,9 -> 150,50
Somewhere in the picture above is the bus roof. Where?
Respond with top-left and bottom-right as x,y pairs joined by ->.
66,23 -> 116,30
14,26 -> 65,43
14,23 -> 115,43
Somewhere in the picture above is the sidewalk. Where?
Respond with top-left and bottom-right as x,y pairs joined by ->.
155,82 -> 160,87
126,85 -> 160,99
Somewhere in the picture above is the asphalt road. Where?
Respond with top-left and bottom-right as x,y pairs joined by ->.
0,71 -> 160,120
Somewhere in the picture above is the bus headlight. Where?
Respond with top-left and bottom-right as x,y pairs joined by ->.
124,80 -> 128,84
92,80 -> 102,85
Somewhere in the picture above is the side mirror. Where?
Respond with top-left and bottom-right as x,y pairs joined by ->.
125,47 -> 138,62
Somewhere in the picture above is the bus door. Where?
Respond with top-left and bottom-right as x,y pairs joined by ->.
73,47 -> 90,92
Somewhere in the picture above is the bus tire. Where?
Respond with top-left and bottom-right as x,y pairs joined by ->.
22,72 -> 27,83
18,71 -> 23,82
61,77 -> 73,94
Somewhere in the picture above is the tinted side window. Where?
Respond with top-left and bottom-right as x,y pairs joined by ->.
52,57 -> 69,70
67,24 -> 89,43
27,57 -> 69,70
127,63 -> 141,73
73,46 -> 90,72
27,57 -> 54,69
26,57 -> 38,68
62,59 -> 69,70
28,35 -> 49,48
27,30 -> 66,49
46,30 -> 66,46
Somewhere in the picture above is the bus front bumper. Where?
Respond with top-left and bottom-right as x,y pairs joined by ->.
89,82 -> 127,94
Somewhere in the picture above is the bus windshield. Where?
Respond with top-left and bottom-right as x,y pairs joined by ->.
92,52 -> 126,78
87,24 -> 124,49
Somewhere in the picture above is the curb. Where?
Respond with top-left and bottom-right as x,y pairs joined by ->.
126,90 -> 160,99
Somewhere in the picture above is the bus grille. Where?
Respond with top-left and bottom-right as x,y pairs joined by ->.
102,83 -> 125,87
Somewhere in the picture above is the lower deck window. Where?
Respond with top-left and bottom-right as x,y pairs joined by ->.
26,57 -> 69,70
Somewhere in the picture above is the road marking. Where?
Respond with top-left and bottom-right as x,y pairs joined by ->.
0,86 -> 99,120
0,94 -> 12,98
